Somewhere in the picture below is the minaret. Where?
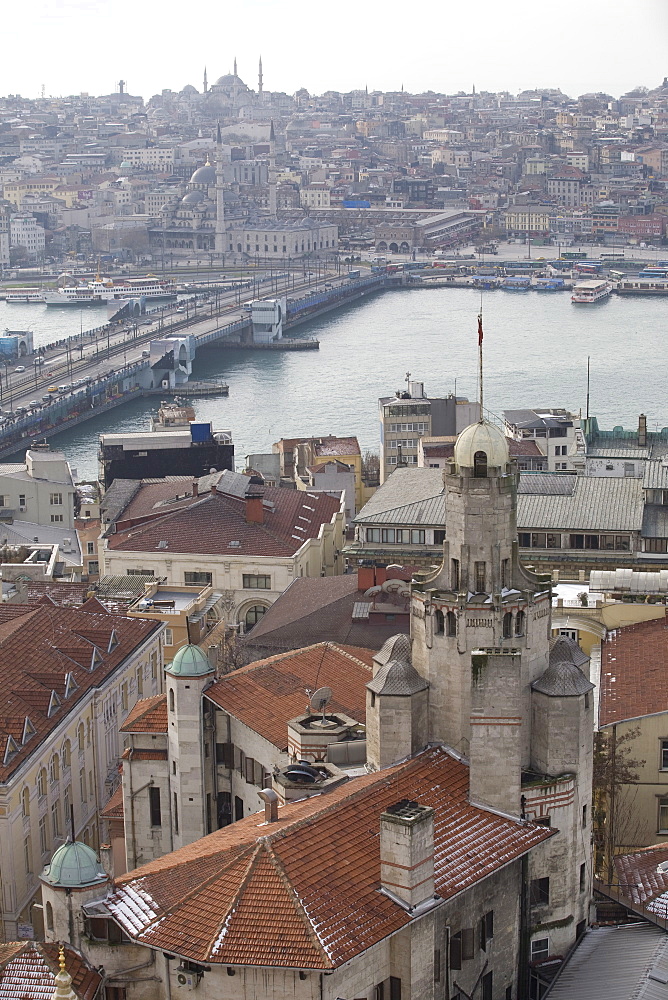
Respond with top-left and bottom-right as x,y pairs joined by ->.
233,56 -> 237,76
203,67 -> 208,93
215,122 -> 225,254
258,55 -> 263,95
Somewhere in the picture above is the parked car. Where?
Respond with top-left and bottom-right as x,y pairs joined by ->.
14,366 -> 26,374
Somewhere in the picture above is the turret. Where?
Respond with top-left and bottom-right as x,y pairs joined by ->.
165,643 -> 215,849
366,635 -> 429,770
40,841 -> 109,949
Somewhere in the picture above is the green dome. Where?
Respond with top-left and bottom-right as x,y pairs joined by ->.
166,643 -> 213,677
41,841 -> 108,888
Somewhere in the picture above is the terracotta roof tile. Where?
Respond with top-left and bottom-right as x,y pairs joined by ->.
0,941 -> 101,1000
121,748 -> 168,761
100,784 -> 124,820
599,611 -> 668,726
205,642 -> 374,748
120,693 -> 168,733
0,604 -> 159,781
108,488 -> 342,558
108,746 -> 553,969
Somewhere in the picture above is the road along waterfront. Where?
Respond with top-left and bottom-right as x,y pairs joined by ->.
36,285 -> 665,481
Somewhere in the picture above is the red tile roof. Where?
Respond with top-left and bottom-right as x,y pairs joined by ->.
614,845 -> 668,916
121,748 -> 168,761
0,603 -> 159,781
0,941 -> 101,1000
107,746 -> 552,969
205,642 -> 374,748
120,693 -> 168,733
100,783 -> 124,820
108,488 -> 342,559
599,612 -> 668,726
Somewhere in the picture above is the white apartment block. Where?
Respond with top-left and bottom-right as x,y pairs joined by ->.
9,214 -> 45,258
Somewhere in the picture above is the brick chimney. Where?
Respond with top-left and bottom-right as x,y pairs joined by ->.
379,799 -> 435,911
638,413 -> 647,447
245,489 -> 264,524
192,480 -> 199,498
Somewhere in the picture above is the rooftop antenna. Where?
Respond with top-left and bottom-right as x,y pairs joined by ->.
405,371 -> 411,392
309,686 -> 332,726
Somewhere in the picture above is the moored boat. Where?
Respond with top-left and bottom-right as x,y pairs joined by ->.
571,280 -> 611,304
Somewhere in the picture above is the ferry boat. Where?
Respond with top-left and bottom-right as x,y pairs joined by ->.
44,275 -> 176,307
534,278 -> 565,292
502,276 -> 531,291
571,279 -> 611,304
5,288 -> 45,303
615,278 -> 668,296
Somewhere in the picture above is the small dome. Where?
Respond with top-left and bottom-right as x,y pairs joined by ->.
532,660 -> 594,697
454,419 -> 510,471
190,162 -> 216,185
41,841 -> 108,888
182,190 -> 205,205
368,634 -> 428,696
167,643 -> 213,677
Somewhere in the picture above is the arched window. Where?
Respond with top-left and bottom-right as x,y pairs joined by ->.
21,787 -> 30,818
169,689 -> 175,713
502,612 -> 513,639
37,768 -> 47,798
61,740 -> 71,770
49,754 -> 59,784
434,610 -> 444,634
474,451 -> 488,478
46,901 -> 53,931
446,611 -> 457,637
77,723 -> 85,753
515,610 -> 525,636
245,605 -> 266,632
451,558 -> 460,591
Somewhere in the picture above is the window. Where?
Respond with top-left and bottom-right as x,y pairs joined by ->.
51,801 -> 60,839
242,574 -> 270,589
45,900 -> 53,930
136,665 -> 143,698
164,628 -> 173,647
411,529 -> 425,544
474,561 -> 486,593
19,494 -> 26,508
530,876 -> 550,906
451,558 -> 460,590
21,786 -> 30,818
121,682 -> 128,712
503,612 -> 513,638
50,754 -> 59,783
659,797 -> 668,833
569,534 -> 584,549
245,605 -> 266,631
367,528 -> 381,543
185,571 -> 213,586
434,610 -> 444,634
434,529 -> 446,545
446,611 -> 457,637
382,529 -> 395,544
518,533 -> 530,547
37,768 -> 47,798
531,533 -> 547,548
515,610 -> 525,636
501,558 -> 510,588
531,937 -> 549,961
482,971 -> 493,1000
50,514 -> 63,523
646,538 -> 668,553
86,541 -> 95,555
77,723 -> 85,752
449,932 -> 462,970
50,493 -> 63,505
473,451 -> 487,477
580,862 -> 586,892
661,741 -> 668,770
39,815 -> 48,855
582,803 -> 587,827
173,793 -> 179,835
79,767 -> 87,803
615,535 -> 630,551
169,689 -> 175,712
149,786 -> 162,827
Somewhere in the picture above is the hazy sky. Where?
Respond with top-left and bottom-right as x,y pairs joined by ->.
2,0 -> 666,101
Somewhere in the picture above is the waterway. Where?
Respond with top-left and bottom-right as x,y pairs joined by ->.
1,287 -> 665,482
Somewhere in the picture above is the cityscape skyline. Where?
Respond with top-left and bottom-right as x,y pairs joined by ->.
1,0 -> 666,101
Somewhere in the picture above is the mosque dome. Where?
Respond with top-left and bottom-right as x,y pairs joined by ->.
41,841 -> 108,889
182,190 -> 205,205
166,643 -> 213,677
190,162 -> 216,186
454,419 -> 510,471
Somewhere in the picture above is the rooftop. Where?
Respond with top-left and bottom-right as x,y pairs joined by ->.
106,745 -> 552,969
0,942 -> 101,1000
599,612 -> 668,726
205,641 -> 374,749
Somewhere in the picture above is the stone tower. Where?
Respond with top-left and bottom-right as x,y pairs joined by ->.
165,643 -> 215,849
40,841 -> 109,949
366,634 -> 429,770
411,418 -> 550,773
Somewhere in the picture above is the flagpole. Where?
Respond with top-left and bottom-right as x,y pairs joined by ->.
478,310 -> 484,419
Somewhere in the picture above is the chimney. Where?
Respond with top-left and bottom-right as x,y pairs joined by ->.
258,788 -> 279,823
379,799 -> 435,911
207,644 -> 218,669
638,413 -> 647,447
245,489 -> 264,524
210,483 -> 217,495
192,480 -> 199,498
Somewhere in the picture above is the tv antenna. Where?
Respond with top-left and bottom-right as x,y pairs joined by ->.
309,685 -> 332,725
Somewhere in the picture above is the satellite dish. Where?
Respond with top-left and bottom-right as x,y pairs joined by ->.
310,686 -> 332,711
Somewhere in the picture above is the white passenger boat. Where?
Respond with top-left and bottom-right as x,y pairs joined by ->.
44,275 -> 176,306
5,288 -> 45,303
571,280 -> 611,304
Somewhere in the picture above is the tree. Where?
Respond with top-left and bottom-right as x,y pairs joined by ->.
593,724 -> 648,883
361,450 -> 380,486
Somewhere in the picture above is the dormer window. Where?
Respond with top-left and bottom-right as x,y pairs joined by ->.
107,630 -> 119,653
22,716 -> 36,744
474,451 -> 488,478
3,736 -> 19,766
90,648 -> 103,670
47,690 -> 61,718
